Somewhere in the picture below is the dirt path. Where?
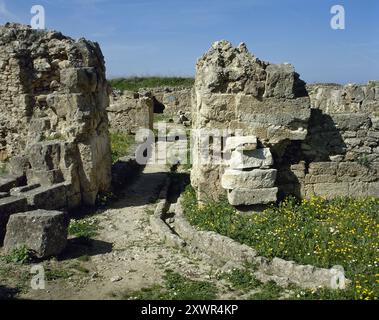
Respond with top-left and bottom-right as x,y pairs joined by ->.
10,142 -> 235,300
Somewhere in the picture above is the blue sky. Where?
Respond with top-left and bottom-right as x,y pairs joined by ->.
1,0 -> 378,84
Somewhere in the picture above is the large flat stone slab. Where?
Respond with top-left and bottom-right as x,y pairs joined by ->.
228,188 -> 278,206
229,148 -> 273,170
23,183 -> 67,210
4,210 -> 69,258
225,136 -> 258,152
0,196 -> 28,244
222,169 -> 277,190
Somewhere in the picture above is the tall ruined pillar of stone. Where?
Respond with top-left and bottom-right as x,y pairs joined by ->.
191,41 -> 311,205
0,23 -> 111,207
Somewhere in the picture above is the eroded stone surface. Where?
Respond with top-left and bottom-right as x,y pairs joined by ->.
227,188 -> 278,206
229,148 -> 273,170
0,23 -> 112,206
4,209 -> 68,258
191,40 -> 311,204
221,169 -> 277,190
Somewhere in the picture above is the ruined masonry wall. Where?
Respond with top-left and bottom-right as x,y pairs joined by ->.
0,23 -> 112,206
191,41 -> 311,204
108,90 -> 153,134
191,41 -> 379,205
278,83 -> 379,199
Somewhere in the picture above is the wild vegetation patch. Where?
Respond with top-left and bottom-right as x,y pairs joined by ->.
110,132 -> 135,163
109,77 -> 194,92
182,186 -> 379,300
122,269 -> 218,300
68,217 -> 100,240
1,246 -> 33,265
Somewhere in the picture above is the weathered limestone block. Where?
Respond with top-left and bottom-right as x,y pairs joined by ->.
225,136 -> 258,152
308,162 -> 338,176
305,174 -> 337,184
264,64 -> 303,99
313,183 -> 349,199
269,258 -> 346,290
3,210 -> 69,258
236,95 -> 310,143
229,148 -> 273,170
23,183 -> 67,210
0,196 -> 28,244
331,114 -> 371,131
337,162 -> 377,182
228,188 -> 278,206
222,169 -> 277,190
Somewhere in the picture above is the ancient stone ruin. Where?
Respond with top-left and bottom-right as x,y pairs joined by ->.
0,23 -> 112,248
108,86 -> 192,133
191,40 -> 378,206
108,90 -> 154,134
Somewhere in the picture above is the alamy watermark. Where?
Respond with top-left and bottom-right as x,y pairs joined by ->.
31,5 -> 45,30
30,264 -> 45,290
330,5 -> 346,30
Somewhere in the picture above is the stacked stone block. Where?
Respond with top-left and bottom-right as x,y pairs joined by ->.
221,136 -> 278,205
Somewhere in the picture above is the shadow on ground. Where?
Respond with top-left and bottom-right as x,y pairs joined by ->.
0,285 -> 20,300
58,238 -> 113,261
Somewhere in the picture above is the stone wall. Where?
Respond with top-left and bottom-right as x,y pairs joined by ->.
191,41 -> 379,205
160,87 -> 192,121
107,86 -> 192,130
108,90 -> 153,134
277,83 -> 379,199
191,41 -> 311,204
0,23 -> 112,207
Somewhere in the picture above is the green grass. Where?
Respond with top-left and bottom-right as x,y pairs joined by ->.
123,270 -> 218,300
0,162 -> 7,176
45,268 -> 73,281
68,218 -> 100,239
109,77 -> 194,92
111,132 -> 135,163
249,281 -> 284,300
2,246 -> 33,265
220,267 -> 261,292
182,186 -> 379,300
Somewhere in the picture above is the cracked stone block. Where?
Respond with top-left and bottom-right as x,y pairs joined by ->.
27,169 -> 64,186
222,169 -> 277,190
228,187 -> 278,206
0,196 -> 28,244
229,148 -> 273,170
4,210 -> 69,258
225,136 -> 258,152
23,183 -> 67,210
